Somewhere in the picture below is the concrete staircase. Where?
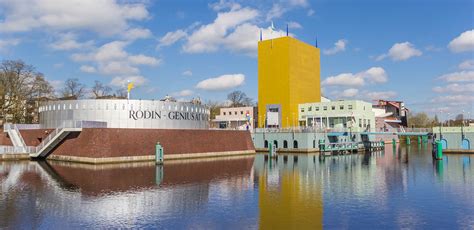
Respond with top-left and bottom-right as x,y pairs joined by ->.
29,127 -> 82,159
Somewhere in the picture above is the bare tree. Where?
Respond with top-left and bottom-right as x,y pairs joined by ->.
114,87 -> 127,99
91,80 -> 112,98
60,78 -> 85,99
30,74 -> 54,99
0,60 -> 36,123
227,90 -> 253,107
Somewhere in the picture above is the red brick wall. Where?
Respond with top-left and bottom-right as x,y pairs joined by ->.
50,128 -> 254,158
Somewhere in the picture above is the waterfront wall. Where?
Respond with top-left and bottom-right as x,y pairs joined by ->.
252,131 -> 370,151
432,127 -> 473,150
1,128 -> 255,162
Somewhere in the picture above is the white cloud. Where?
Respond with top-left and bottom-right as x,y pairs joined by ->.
431,94 -> 474,105
172,89 -> 193,97
266,4 -> 287,21
100,61 -> 139,75
224,23 -> 288,55
459,60 -> 474,70
448,29 -> 474,53
365,91 -> 397,100
323,73 -> 364,87
79,65 -> 96,73
322,67 -> 388,87
182,70 -> 193,76
307,9 -> 315,16
439,71 -> 474,82
210,0 -> 241,11
289,0 -> 309,7
364,67 -> 388,83
71,41 -> 160,76
0,38 -> 20,51
50,33 -> 93,51
0,0 -> 149,36
110,75 -> 148,87
196,74 -> 245,91
323,39 -> 348,55
433,83 -> 474,93
123,28 -> 152,41
340,88 -> 359,97
183,7 -> 259,53
377,42 -> 422,61
157,29 -> 187,49
287,21 -> 302,29
128,54 -> 161,66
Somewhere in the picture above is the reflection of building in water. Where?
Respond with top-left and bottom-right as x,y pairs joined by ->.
254,155 -> 323,229
0,157 -> 254,228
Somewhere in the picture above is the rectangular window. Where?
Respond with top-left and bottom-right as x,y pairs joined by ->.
323,106 -> 327,111
348,105 -> 353,110
331,106 -> 335,110
301,108 -> 305,112
241,111 -> 243,115
359,119 -> 362,127
308,106 -> 312,111
235,111 -> 237,115
340,105 -> 344,110
223,112 -> 226,115
316,107 -> 319,111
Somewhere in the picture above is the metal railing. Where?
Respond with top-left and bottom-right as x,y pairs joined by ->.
0,145 -> 36,154
32,120 -> 107,155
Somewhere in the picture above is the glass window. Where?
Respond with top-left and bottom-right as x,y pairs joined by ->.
331,106 -> 335,110
301,108 -> 304,112
340,105 -> 344,110
348,105 -> 353,110
308,106 -> 312,111
323,106 -> 327,111
235,111 -> 237,115
316,107 -> 319,111
359,119 -> 362,127
224,112 -> 226,115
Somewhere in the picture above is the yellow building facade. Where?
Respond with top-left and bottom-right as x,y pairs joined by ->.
258,36 -> 321,128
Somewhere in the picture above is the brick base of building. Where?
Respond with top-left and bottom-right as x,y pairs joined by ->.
1,128 -> 256,164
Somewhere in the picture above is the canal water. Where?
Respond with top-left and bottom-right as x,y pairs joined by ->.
1,145 -> 473,229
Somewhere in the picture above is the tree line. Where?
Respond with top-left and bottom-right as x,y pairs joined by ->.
0,59 -> 126,123
408,112 -> 469,128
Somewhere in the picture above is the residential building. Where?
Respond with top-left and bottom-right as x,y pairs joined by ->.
212,106 -> 257,130
372,100 -> 409,131
298,100 -> 375,132
258,36 -> 321,128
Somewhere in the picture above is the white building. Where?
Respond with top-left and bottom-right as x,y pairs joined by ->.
212,106 -> 257,130
298,100 -> 375,132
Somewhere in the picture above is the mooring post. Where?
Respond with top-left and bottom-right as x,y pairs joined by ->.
392,138 -> 396,146
435,140 -> 443,160
269,143 -> 276,158
406,136 -> 411,145
156,142 -> 164,165
417,136 -> 421,145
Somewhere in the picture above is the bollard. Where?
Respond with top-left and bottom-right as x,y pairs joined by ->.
406,137 -> 411,145
392,138 -> 396,146
417,136 -> 421,145
269,143 -> 276,158
435,140 -> 443,160
156,142 -> 164,165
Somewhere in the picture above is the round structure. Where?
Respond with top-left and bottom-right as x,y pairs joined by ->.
39,99 -> 210,129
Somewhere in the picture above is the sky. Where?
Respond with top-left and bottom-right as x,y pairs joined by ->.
0,0 -> 473,119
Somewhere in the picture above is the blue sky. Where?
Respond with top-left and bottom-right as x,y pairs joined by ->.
0,0 -> 473,119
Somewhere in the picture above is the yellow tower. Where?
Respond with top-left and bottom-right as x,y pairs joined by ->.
258,36 -> 321,128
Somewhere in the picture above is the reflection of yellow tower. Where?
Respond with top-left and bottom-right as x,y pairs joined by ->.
258,37 -> 321,128
259,169 -> 323,229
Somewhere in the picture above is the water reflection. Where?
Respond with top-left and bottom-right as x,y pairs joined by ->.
1,146 -> 473,229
